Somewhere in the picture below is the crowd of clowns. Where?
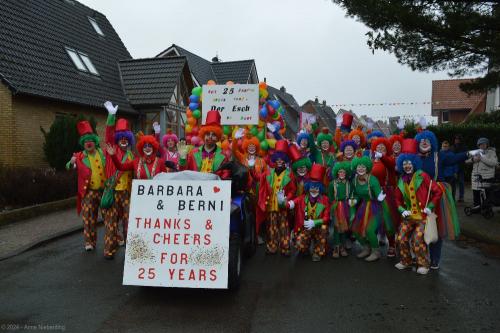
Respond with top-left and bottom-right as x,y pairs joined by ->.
67,85 -> 476,276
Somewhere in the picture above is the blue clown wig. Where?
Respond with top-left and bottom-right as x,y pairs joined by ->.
340,140 -> 358,153
297,132 -> 312,149
115,130 -> 135,147
414,130 -> 438,153
304,180 -> 324,194
367,130 -> 385,141
396,153 -> 422,173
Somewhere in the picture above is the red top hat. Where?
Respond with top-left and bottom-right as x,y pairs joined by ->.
342,113 -> 354,128
115,118 -> 129,132
274,140 -> 289,155
77,121 -> 93,136
288,144 -> 302,163
205,110 -> 221,126
401,138 -> 418,154
309,164 -> 326,182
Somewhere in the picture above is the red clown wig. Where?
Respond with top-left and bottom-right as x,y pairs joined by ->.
136,135 -> 159,157
370,137 -> 392,155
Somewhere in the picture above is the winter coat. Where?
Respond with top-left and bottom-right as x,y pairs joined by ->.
466,147 -> 498,190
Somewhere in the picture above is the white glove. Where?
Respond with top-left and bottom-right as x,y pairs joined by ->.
397,118 -> 405,130
377,192 -> 386,202
401,210 -> 411,218
304,219 -> 315,230
104,101 -> 118,114
349,198 -> 357,207
336,115 -> 343,126
153,122 -> 161,134
177,142 -> 188,159
423,207 -> 432,215
266,123 -> 276,133
247,158 -> 255,167
276,190 -> 286,205
288,200 -> 295,210
234,128 -> 245,139
374,151 -> 383,159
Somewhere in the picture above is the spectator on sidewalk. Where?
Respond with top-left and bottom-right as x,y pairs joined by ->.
466,137 -> 498,209
441,140 -> 457,199
452,135 -> 467,202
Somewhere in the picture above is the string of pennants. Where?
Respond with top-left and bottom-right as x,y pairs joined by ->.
330,100 -> 466,107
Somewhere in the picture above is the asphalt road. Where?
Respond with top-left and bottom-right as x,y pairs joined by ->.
1,228 -> 499,333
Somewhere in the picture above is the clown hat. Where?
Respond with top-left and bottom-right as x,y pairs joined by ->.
77,121 -> 93,136
289,144 -> 302,163
290,144 -> 312,171
340,113 -> 353,132
115,119 -> 129,132
271,140 -> 289,162
199,110 -> 222,139
309,164 -> 326,182
401,138 -> 418,154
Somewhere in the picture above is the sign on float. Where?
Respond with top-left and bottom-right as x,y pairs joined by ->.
123,180 -> 231,289
201,84 -> 259,125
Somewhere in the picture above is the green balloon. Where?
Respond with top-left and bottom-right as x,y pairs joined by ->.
260,140 -> 269,151
192,86 -> 202,97
257,130 -> 265,141
250,127 -> 259,136
192,109 -> 201,119
223,125 -> 231,135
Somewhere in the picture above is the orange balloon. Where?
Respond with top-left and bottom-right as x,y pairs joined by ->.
186,109 -> 192,117
188,117 -> 197,126
207,80 -> 216,86
221,140 -> 230,150
226,81 -> 234,86
259,82 -> 267,90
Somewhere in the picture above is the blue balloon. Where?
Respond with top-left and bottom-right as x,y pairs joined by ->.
272,121 -> 281,131
189,95 -> 199,103
270,100 -> 280,110
259,107 -> 268,119
189,102 -> 199,111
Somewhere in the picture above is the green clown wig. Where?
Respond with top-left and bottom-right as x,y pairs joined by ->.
331,161 -> 352,179
351,156 -> 373,173
79,133 -> 100,148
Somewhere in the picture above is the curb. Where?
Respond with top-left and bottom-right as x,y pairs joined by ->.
460,225 -> 500,246
0,197 -> 76,227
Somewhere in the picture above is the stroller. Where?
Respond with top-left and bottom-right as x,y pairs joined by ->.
464,174 -> 500,219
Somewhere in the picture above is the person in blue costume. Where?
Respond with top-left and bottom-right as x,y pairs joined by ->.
414,123 -> 468,270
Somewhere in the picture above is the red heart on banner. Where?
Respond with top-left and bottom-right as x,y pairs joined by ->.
213,186 -> 220,193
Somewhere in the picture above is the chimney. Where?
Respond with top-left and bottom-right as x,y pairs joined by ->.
280,86 -> 286,93
322,100 -> 326,106
264,77 -> 267,83
314,96 -> 319,103
211,56 -> 219,63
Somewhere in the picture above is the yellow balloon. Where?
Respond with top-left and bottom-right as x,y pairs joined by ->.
267,139 -> 277,149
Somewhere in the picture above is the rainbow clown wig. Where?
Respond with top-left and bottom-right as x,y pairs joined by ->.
136,135 -> 159,157
396,153 -> 422,173
332,161 -> 352,179
351,156 -> 373,173
414,130 -> 438,153
340,140 -> 358,153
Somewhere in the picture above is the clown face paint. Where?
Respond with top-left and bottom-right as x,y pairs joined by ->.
167,139 -> 176,149
352,135 -> 361,146
403,160 -> 414,174
419,139 -> 431,153
344,146 -> 354,158
143,143 -> 153,157
309,186 -> 320,198
297,166 -> 307,177
392,141 -> 401,155
119,137 -> 129,150
275,158 -> 285,168
338,169 -> 346,180
321,141 -> 330,151
247,144 -> 256,155
376,143 -> 387,155
356,164 -> 367,176
204,132 -> 218,150
84,140 -> 95,153
300,138 -> 308,149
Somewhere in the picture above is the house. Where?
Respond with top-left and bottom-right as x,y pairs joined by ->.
267,85 -> 300,138
337,108 -> 362,129
431,79 -> 486,124
302,98 -> 337,134
0,0 -> 136,167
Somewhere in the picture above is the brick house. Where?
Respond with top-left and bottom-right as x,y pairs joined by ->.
431,79 -> 486,124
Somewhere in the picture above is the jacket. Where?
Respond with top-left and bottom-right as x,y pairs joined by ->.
466,147 -> 498,190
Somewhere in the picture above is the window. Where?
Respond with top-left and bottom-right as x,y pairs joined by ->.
65,47 -> 99,75
442,110 -> 449,123
88,17 -> 104,36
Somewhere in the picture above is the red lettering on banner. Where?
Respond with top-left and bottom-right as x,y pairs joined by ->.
204,234 -> 211,245
168,268 -> 175,280
153,233 -> 160,244
199,269 -> 206,281
184,219 -> 191,229
135,217 -> 142,228
209,269 -> 217,281
154,218 -> 161,229
193,234 -> 200,245
189,270 -> 196,281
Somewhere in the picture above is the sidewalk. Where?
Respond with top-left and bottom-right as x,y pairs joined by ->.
0,186 -> 499,261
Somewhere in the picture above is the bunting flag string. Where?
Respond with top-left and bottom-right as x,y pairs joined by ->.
329,100 -> 471,107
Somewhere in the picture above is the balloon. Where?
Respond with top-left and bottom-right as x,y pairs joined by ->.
226,81 -> 234,86
258,119 -> 266,127
185,125 -> 192,133
261,90 -> 268,99
272,121 -> 281,131
260,140 -> 269,151
259,107 -> 268,119
207,80 -> 216,86
272,112 -> 280,120
191,136 -> 201,146
186,109 -> 192,117
186,135 -> 192,143
223,125 -> 231,136
268,107 -> 276,117
267,139 -> 276,149
191,126 -> 199,136
192,86 -> 202,97
259,82 -> 267,90
187,117 -> 197,126
192,109 -> 201,119
221,140 -> 230,150
259,98 -> 267,105
266,132 -> 274,139
257,130 -> 265,142
280,128 -> 286,135
270,100 -> 280,110
250,127 -> 259,136
189,95 -> 199,103
189,102 -> 199,111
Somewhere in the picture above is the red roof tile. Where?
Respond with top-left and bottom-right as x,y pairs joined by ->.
432,79 -> 486,111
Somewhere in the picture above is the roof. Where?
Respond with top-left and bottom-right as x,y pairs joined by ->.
432,79 -> 486,114
0,0 -> 136,113
156,44 -> 258,85
268,85 -> 301,133
118,56 -> 191,106
303,100 -> 337,132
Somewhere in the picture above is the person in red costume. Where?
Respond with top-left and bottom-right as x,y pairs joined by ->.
370,137 -> 398,257
257,140 -> 297,256
389,134 -> 404,160
152,122 -> 180,172
177,110 -> 230,179
105,135 -> 166,179
67,121 -> 106,252
285,164 -> 330,261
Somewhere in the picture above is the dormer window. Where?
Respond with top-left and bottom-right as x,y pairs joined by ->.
65,47 -> 100,76
88,17 -> 104,36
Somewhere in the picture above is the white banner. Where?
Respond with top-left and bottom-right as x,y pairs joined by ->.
123,179 -> 231,289
202,84 -> 259,125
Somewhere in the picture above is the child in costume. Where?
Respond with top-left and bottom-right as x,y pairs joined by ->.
328,161 -> 353,258
350,156 -> 386,262
152,123 -> 180,171
258,140 -> 297,256
103,101 -> 135,258
394,139 -> 442,275
389,134 -> 404,160
348,128 -> 366,157
286,164 -> 330,261
67,121 -> 106,252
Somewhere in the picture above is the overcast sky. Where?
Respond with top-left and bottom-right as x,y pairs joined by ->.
79,0 -> 466,123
